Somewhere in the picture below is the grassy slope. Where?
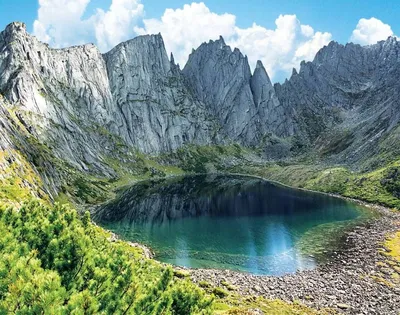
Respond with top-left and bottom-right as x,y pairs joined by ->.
0,149 -> 48,205
230,162 -> 400,209
155,144 -> 400,209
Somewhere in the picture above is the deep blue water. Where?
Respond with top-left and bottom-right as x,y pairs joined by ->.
94,175 -> 369,275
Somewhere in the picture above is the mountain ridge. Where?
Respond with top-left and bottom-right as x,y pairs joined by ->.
0,21 -> 400,203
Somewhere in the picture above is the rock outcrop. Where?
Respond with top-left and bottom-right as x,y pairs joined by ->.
182,37 -> 290,145
275,38 -> 400,168
183,37 -> 261,144
0,22 -> 222,176
104,34 -> 220,154
0,22 -> 118,175
250,61 -> 290,137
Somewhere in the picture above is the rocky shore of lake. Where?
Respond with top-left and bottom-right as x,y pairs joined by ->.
189,203 -> 400,314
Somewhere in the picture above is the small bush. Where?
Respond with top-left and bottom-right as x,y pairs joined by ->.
212,287 -> 229,298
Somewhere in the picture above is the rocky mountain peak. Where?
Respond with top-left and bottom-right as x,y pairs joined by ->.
1,21 -> 399,179
192,35 -> 231,57
3,21 -> 26,36
384,36 -> 398,45
104,32 -> 219,154
182,38 -> 293,145
255,60 -> 265,69
182,38 -> 262,144
253,60 -> 271,84
250,59 -> 289,140
274,36 -> 400,165
0,26 -> 218,174
105,33 -> 171,79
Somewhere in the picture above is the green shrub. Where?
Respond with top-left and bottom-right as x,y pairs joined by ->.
0,200 -> 213,314
212,287 -> 229,298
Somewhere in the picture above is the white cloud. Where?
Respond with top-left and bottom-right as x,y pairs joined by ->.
134,3 -> 237,67
350,17 -> 394,45
301,25 -> 314,37
92,0 -> 144,51
295,31 -> 333,62
230,15 -> 332,79
33,0 -> 144,50
33,0 -> 91,47
33,1 -> 332,81
137,4 -> 332,80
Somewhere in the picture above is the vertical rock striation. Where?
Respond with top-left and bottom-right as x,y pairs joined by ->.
0,22 -> 117,174
104,34 -> 220,154
275,38 -> 400,166
182,37 -> 291,146
182,37 -> 261,145
250,60 -> 291,137
0,23 -> 222,173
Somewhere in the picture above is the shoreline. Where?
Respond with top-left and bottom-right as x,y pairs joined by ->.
189,210 -> 400,314
184,182 -> 400,313
188,173 -> 400,314
96,172 -> 400,313
226,171 -> 394,211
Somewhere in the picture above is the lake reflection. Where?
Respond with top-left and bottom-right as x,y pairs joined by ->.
94,174 -> 364,275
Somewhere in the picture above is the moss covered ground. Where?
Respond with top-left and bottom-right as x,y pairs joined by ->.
212,291 -> 335,315
379,229 -> 400,286
385,231 -> 400,262
0,149 -> 48,205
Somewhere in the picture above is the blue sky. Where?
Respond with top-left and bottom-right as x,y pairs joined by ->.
0,0 -> 398,81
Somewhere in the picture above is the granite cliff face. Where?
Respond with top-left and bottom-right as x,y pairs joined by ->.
250,61 -> 289,137
0,22 -> 222,179
0,22 -> 119,176
104,34 -> 220,154
274,38 -> 400,168
0,22 -> 224,197
182,37 -> 290,145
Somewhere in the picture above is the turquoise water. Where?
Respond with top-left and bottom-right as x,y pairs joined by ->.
94,175 -> 368,275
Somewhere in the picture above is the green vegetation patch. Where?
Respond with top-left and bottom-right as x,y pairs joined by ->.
384,231 -> 400,262
213,294 -> 334,315
231,161 -> 400,209
0,200 -> 213,314
0,149 -> 47,205
160,144 -> 248,174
